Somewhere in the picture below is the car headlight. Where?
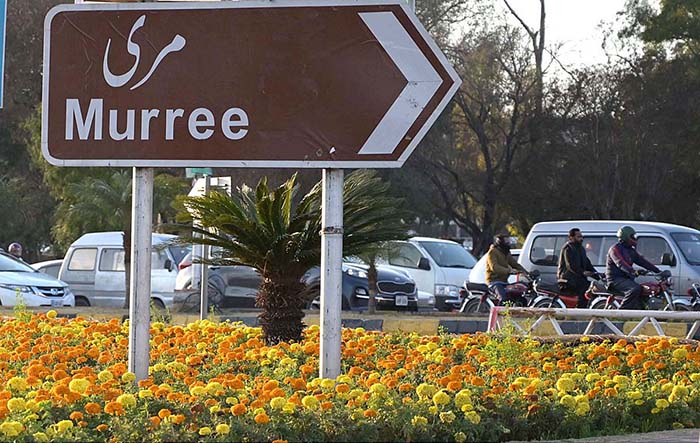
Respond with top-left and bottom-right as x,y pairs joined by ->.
435,284 -> 460,298
0,284 -> 33,293
345,268 -> 368,279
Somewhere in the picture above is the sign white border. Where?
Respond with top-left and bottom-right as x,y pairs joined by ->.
42,0 -> 461,168
0,0 -> 7,109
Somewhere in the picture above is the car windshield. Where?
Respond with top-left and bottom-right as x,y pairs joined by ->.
671,232 -> 700,265
168,245 -> 191,265
0,254 -> 36,272
417,241 -> 477,268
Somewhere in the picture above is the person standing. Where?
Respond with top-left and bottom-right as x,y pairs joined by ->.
606,226 -> 660,309
486,234 -> 529,305
7,243 -> 23,261
557,228 -> 597,308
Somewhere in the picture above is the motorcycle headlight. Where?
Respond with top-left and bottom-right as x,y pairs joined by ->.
0,284 -> 33,293
345,268 -> 368,279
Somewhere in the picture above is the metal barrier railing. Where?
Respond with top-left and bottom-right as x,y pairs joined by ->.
488,307 -> 700,339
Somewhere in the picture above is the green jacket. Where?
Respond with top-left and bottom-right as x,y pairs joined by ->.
485,245 -> 527,284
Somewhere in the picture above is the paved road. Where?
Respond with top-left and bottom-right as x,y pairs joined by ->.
509,428 -> 700,443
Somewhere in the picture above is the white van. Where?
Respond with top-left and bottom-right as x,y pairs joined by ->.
383,237 -> 477,311
59,232 -> 189,308
520,221 -> 700,294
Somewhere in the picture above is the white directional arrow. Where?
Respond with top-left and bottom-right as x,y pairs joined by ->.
358,11 -> 444,155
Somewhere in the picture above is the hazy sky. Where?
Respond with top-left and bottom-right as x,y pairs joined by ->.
502,0 -> 629,68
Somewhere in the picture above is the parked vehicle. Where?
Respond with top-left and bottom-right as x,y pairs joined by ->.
519,220 -> 700,295
59,232 -> 189,308
0,252 -> 74,307
382,237 -> 477,311
31,259 -> 63,279
459,271 -> 555,313
175,253 -> 419,311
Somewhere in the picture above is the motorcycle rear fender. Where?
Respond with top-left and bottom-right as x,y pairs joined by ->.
532,295 -> 566,308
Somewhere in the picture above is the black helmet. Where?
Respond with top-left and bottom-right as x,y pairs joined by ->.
494,234 -> 512,249
617,226 -> 637,243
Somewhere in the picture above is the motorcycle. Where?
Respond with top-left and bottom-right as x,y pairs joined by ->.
684,283 -> 700,311
459,270 -> 559,313
531,273 -> 604,309
587,269 -> 692,311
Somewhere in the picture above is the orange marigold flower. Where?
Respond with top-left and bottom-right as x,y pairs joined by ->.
85,402 -> 102,415
69,411 -> 84,421
363,409 -> 378,418
149,416 -> 161,427
254,412 -> 270,424
96,424 -> 108,432
104,401 -> 125,416
231,404 -> 247,416
263,380 -> 279,391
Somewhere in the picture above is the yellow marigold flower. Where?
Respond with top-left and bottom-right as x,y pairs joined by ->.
216,424 -> 230,435
432,390 -> 450,406
320,379 -> 335,390
690,373 -> 700,382
190,386 -> 207,396
576,364 -> 590,373
656,398 -> 670,409
206,382 -> 223,394
46,310 -> 58,319
673,422 -> 685,429
439,411 -> 456,423
7,377 -> 28,392
0,421 -> 23,437
198,427 -> 212,436
454,431 -> 467,443
116,394 -> 136,408
585,373 -> 600,383
336,375 -> 352,384
560,395 -> 576,409
672,385 -> 689,399
121,372 -> 136,383
613,375 -> 630,387
661,382 -> 674,393
7,398 -> 26,413
651,408 -> 660,414
282,402 -> 296,415
454,390 -> 471,408
270,397 -> 286,410
628,391 -> 643,400
411,415 -> 428,426
635,400 -> 644,406
673,348 -> 689,360
97,370 -> 113,382
556,377 -> 575,393
68,378 -> 90,395
370,383 -> 387,396
138,389 -> 153,399
33,432 -> 49,442
56,420 -> 73,432
416,383 -> 438,399
428,406 -> 438,415
575,402 -> 590,416
226,397 -> 238,405
465,411 -> 481,424
542,362 -> 555,372
301,395 -> 319,410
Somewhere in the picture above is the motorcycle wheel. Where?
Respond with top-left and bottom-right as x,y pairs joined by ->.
533,298 -> 565,309
590,299 -> 620,310
672,302 -> 691,311
463,298 -> 492,314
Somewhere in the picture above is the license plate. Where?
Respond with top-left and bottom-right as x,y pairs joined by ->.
395,295 -> 408,306
51,300 -> 62,307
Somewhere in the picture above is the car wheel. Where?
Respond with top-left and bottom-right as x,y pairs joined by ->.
75,297 -> 90,307
151,298 -> 166,310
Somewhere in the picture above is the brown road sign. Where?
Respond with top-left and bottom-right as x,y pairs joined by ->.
42,1 -> 461,168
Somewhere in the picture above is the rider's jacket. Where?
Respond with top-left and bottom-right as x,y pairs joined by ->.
606,241 -> 659,282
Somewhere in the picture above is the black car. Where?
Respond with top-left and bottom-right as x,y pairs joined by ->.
303,263 -> 419,311
174,254 -> 418,311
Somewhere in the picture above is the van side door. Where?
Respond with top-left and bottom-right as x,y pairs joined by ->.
61,248 -> 98,306
95,248 -> 126,307
635,235 -> 679,288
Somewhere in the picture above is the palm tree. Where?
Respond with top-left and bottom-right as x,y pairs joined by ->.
181,170 -> 408,344
63,170 -> 186,308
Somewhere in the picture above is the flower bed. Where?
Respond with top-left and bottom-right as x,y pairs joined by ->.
1,312 -> 699,441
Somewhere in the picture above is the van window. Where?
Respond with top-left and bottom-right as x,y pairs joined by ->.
529,236 -> 566,266
636,236 -> 673,265
68,248 -> 97,271
672,232 -> 700,265
388,242 -> 423,268
582,236 -> 618,266
99,249 -> 125,271
417,241 -> 477,268
152,248 -> 169,270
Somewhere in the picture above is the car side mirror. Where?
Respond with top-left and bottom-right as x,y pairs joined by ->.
418,257 -> 431,271
164,259 -> 173,271
661,253 -> 676,267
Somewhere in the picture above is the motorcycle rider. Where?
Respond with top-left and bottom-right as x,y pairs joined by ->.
558,228 -> 597,308
606,226 -> 660,309
486,234 -> 529,305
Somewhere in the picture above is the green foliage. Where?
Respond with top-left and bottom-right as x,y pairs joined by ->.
624,0 -> 700,49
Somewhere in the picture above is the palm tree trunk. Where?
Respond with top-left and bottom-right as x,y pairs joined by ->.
122,230 -> 131,310
257,275 -> 306,344
367,262 -> 378,315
